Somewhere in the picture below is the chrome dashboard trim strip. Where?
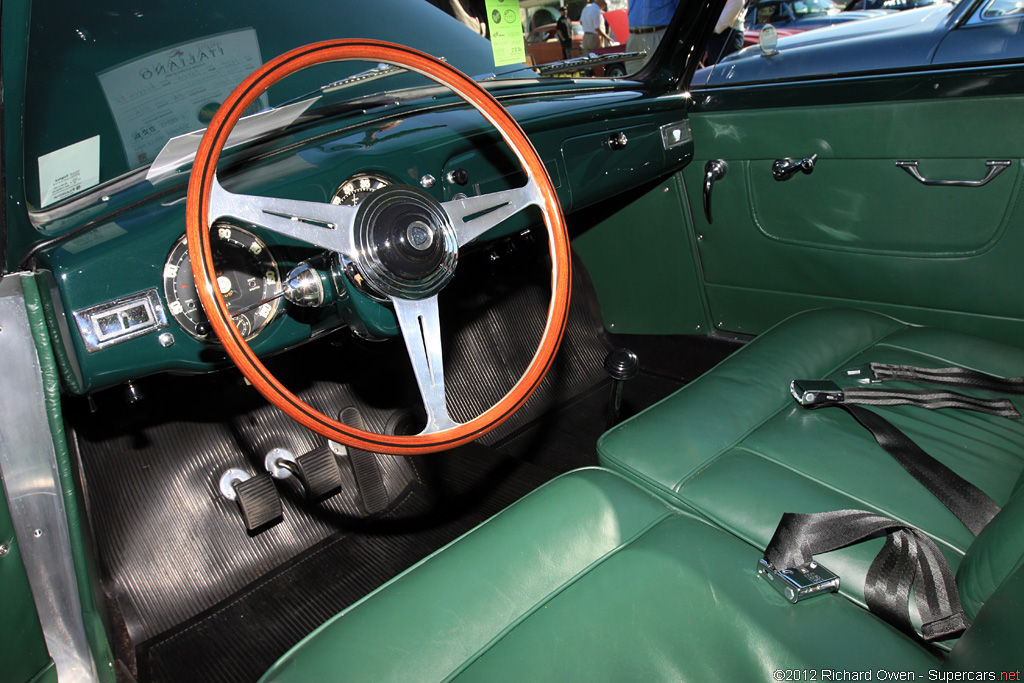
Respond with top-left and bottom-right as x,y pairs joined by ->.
0,274 -> 99,683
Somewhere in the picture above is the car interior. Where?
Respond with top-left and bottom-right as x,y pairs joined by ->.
2,0 -> 1023,681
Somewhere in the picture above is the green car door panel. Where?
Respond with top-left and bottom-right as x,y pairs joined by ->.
686,83 -> 1024,342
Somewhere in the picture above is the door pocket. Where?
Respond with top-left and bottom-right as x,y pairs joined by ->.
746,158 -> 1021,257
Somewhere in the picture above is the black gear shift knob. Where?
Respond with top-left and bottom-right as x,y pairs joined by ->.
604,348 -> 639,427
604,348 -> 639,381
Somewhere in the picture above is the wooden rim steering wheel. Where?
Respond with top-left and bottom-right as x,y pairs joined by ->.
186,40 -> 571,455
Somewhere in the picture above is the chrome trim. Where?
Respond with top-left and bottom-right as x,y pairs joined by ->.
209,175 -> 357,255
393,295 -> 460,434
895,159 -> 1011,187
0,274 -> 100,683
72,288 -> 168,353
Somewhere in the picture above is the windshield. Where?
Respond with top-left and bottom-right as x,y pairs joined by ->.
23,0 -> 670,212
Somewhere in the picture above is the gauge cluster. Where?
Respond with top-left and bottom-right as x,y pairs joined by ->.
162,225 -> 282,342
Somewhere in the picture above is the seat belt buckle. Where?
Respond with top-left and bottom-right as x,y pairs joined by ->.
757,558 -> 840,603
790,379 -> 844,406
843,364 -> 879,384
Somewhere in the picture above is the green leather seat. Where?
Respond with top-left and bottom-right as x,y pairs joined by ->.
261,468 -> 945,682
599,308 -> 1024,610
261,467 -> 1024,681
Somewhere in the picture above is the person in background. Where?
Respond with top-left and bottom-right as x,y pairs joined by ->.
704,0 -> 745,65
625,0 -> 680,56
556,5 -> 575,60
581,0 -> 612,55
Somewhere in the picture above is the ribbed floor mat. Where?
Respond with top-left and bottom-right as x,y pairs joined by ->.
138,445 -> 552,683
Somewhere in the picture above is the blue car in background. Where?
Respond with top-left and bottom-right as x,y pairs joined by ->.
697,0 -> 1022,86
744,0 -> 888,31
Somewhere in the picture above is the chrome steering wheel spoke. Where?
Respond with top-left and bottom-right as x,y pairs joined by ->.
442,179 -> 544,248
209,174 -> 357,256
392,295 -> 461,434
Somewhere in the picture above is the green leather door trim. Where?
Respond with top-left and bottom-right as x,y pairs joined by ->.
685,93 -> 1024,344
572,174 -> 710,334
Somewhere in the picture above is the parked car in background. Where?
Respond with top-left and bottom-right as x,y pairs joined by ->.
700,0 -> 1024,84
744,0 -> 889,30
525,20 -> 583,64
844,0 -> 942,10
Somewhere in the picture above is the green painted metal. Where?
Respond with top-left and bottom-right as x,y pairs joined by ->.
22,275 -> 115,682
572,173 -> 708,335
684,92 -> 1024,344
2,0 -> 34,274
0,463 -> 53,683
27,663 -> 58,683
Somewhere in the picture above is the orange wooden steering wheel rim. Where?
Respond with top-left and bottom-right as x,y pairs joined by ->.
186,40 -> 571,455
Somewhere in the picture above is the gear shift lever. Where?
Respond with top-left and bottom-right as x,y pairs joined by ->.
604,348 -> 639,427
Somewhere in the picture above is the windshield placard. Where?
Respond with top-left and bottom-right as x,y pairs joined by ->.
97,28 -> 269,170
485,0 -> 527,67
38,135 -> 100,208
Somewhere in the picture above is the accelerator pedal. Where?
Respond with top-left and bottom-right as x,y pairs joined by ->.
218,469 -> 282,532
334,407 -> 389,515
265,446 -> 342,500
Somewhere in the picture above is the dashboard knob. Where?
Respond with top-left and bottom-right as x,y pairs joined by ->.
446,168 -> 469,185
608,132 -> 628,151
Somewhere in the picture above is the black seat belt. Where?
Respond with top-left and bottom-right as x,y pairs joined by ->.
847,362 -> 1024,394
790,380 -> 1005,536
761,510 -> 968,641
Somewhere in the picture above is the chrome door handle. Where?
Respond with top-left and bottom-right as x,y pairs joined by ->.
703,159 -> 727,224
895,160 -> 1011,187
772,154 -> 817,181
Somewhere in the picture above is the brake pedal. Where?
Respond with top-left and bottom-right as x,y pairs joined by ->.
264,446 -> 342,500
218,469 -> 282,532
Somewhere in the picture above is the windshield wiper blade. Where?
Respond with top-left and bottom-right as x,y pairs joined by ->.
531,51 -> 647,76
145,97 -> 321,184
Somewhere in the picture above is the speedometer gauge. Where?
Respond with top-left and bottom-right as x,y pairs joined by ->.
331,173 -> 391,206
162,225 -> 282,342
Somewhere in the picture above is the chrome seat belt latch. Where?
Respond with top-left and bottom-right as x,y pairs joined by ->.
790,379 -> 844,406
844,364 -> 879,384
757,558 -> 840,603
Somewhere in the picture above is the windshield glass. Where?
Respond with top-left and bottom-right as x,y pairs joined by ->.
23,0 -> 673,212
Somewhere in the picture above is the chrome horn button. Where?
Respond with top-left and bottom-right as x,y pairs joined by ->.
351,185 -> 458,300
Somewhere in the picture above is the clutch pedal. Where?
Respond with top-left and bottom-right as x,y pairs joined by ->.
218,469 -> 282,532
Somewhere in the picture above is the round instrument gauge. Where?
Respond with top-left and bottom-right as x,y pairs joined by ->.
331,173 -> 392,207
163,225 -> 282,342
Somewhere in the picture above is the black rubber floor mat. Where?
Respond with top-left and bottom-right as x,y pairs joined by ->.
137,444 -> 552,683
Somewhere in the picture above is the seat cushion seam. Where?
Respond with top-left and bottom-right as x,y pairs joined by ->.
666,322 -> 914,493
682,444 -> 968,558
442,511 -> 679,682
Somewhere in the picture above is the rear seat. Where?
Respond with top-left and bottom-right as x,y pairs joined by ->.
599,308 -> 1024,610
261,309 -> 1024,680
